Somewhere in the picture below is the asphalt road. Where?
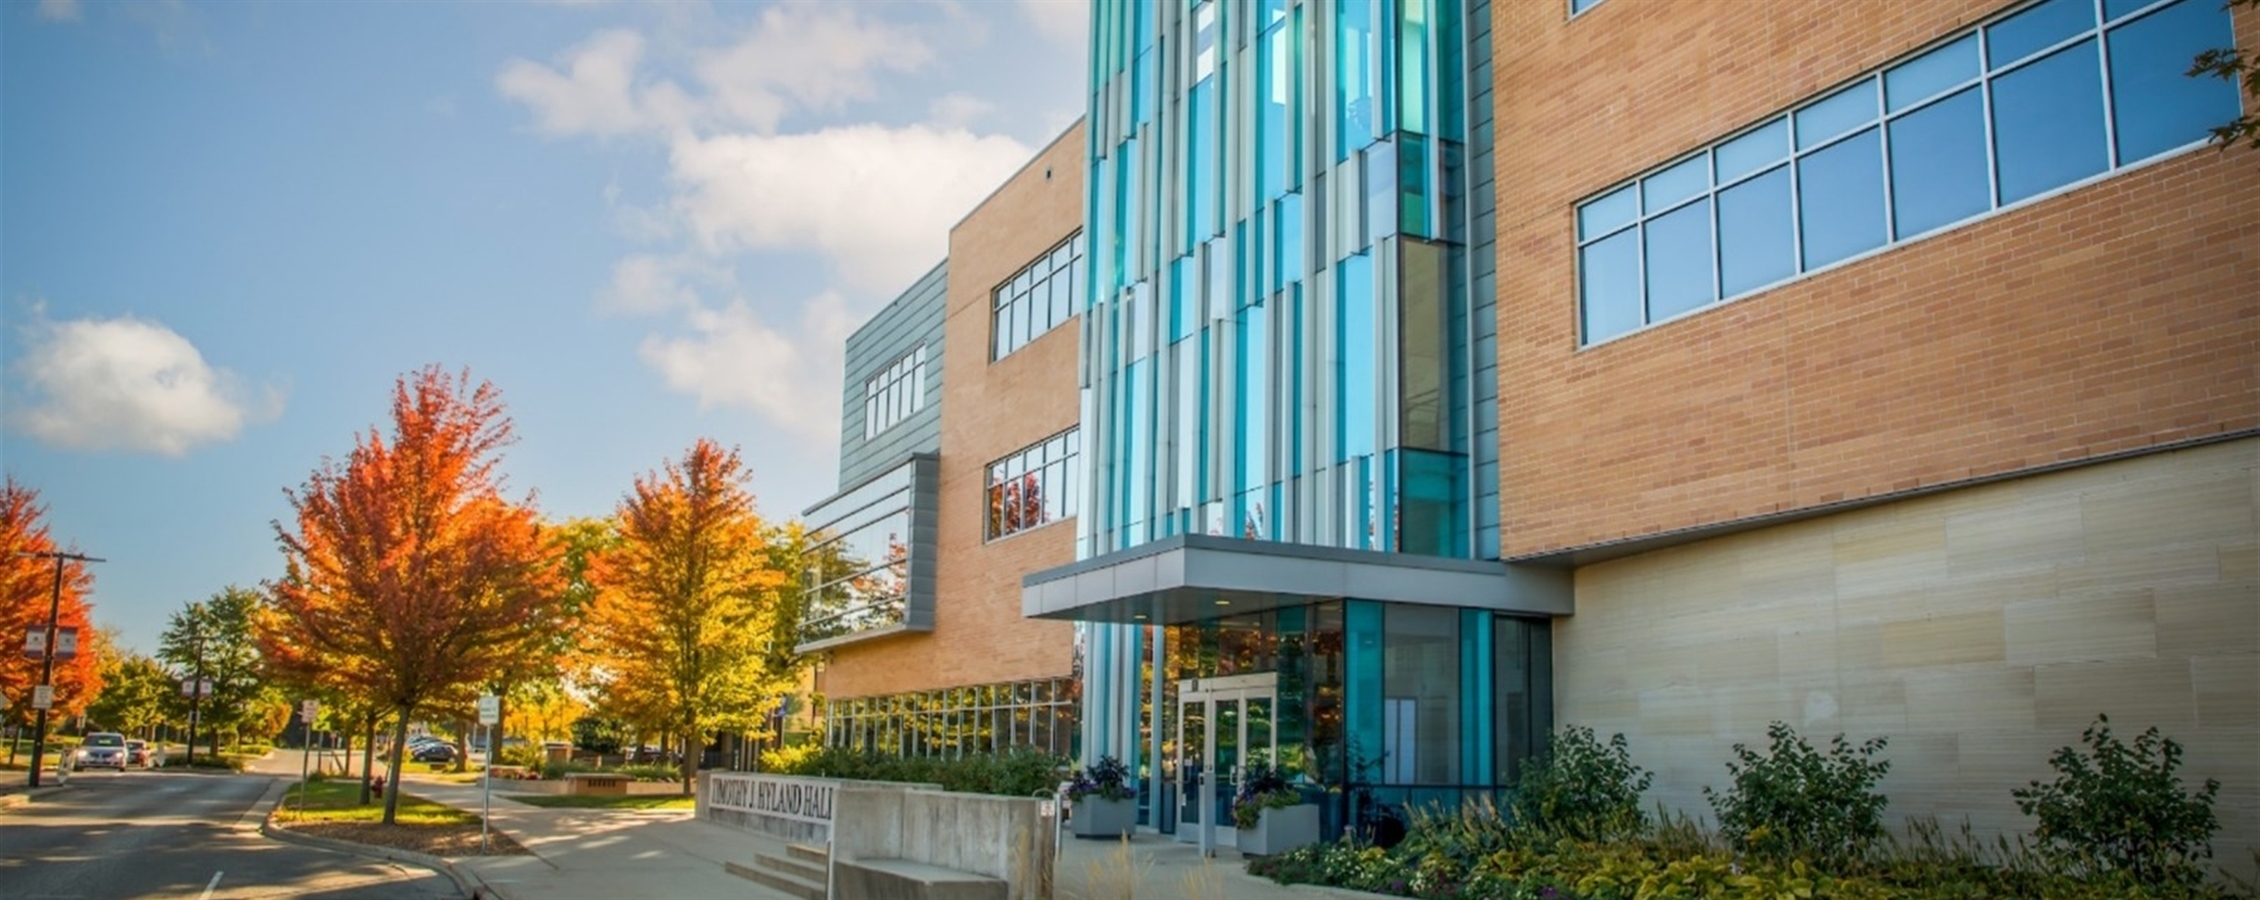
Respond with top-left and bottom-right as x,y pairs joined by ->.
0,768 -> 462,900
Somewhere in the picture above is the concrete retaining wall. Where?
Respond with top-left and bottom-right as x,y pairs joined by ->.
831,787 -> 1058,900
696,772 -> 942,844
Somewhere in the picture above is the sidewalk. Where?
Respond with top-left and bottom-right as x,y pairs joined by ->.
398,775 -> 795,900
391,772 -> 1388,900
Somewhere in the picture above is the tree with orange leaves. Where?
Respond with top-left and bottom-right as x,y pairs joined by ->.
582,439 -> 801,793
266,366 -> 562,824
1,479 -> 106,770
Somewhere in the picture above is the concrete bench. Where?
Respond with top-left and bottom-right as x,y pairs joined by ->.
832,858 -> 1006,900
563,772 -> 630,795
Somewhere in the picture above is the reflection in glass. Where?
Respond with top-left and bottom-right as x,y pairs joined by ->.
1993,40 -> 2107,203
1715,167 -> 1794,298
1797,128 -> 1886,269
2106,0 -> 2240,164
1889,87 -> 1990,238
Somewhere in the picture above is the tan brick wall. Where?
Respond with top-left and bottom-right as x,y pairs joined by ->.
1493,0 -> 2260,557
1556,437 -> 2260,869
820,121 -> 1088,701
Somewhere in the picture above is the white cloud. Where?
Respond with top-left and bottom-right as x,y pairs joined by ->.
8,313 -> 283,456
35,0 -> 80,22
600,253 -> 730,315
637,292 -> 854,442
1017,0 -> 1090,41
667,124 -> 1033,292
694,4 -> 935,134
927,92 -> 995,130
495,30 -> 684,136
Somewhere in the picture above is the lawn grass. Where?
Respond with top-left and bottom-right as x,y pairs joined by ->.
513,793 -> 695,810
276,778 -> 478,826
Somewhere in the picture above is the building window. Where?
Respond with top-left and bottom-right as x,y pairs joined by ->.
825,676 -> 1080,758
863,345 -> 927,439
992,234 -> 1084,360
987,428 -> 1080,540
1575,0 -> 2239,346
1570,0 -> 1606,15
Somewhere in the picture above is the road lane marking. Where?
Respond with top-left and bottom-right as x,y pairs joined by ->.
198,871 -> 222,900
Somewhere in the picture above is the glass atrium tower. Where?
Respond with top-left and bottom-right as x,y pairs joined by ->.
1025,0 -> 1570,845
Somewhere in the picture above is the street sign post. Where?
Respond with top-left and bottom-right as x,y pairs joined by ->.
477,694 -> 498,854
297,700 -> 321,818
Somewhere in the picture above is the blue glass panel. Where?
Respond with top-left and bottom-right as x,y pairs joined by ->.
1278,193 -> 1304,286
1399,0 -> 1431,135
1988,0 -> 2095,69
1240,303 -> 1269,499
1171,256 -> 1196,341
1577,184 -> 1637,241
1715,118 -> 1789,184
1368,139 -> 1399,242
1796,127 -> 1887,269
1338,0 -> 1378,158
1716,166 -> 1793,297
1889,87 -> 1991,238
1886,33 -> 1979,112
1571,0 -> 1606,13
1795,78 -> 1880,149
1644,198 -> 1714,322
1993,39 -> 2108,203
1578,230 -> 1642,343
1259,24 -> 1289,200
1642,154 -> 1709,213
1345,600 -> 1384,782
1340,254 -> 1377,458
2107,0 -> 2240,163
2104,0 -> 2160,20
1191,80 -> 1217,241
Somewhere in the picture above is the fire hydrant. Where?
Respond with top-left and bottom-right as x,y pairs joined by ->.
372,773 -> 386,798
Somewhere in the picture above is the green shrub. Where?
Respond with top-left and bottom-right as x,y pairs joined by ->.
541,759 -> 602,780
2012,714 -> 2222,886
1509,725 -> 1653,843
496,743 -> 545,769
1703,721 -> 1890,865
617,763 -> 680,782
759,745 -> 1067,798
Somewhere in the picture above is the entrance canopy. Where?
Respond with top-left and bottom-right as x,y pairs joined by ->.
1021,534 -> 1573,625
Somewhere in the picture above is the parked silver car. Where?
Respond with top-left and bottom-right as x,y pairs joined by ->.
76,732 -> 128,770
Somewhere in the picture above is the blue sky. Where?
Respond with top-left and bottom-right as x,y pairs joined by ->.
2,0 -> 1087,656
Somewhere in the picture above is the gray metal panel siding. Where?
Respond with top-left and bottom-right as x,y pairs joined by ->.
838,262 -> 948,489
1466,0 -> 1502,560
903,455 -> 941,630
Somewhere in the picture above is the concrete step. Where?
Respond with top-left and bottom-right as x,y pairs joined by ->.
754,851 -> 827,884
725,860 -> 825,900
786,842 -> 830,865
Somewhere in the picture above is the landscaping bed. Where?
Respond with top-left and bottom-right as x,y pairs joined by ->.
270,778 -> 528,858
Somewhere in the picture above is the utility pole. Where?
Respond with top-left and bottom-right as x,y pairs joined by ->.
184,612 -> 206,766
17,549 -> 103,789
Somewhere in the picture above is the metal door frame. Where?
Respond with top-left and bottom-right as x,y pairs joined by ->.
1174,673 -> 1278,856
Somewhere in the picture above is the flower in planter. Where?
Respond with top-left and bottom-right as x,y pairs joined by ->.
1065,754 -> 1133,802
1232,760 -> 1304,829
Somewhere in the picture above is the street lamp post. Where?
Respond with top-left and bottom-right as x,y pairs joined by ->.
17,550 -> 102,789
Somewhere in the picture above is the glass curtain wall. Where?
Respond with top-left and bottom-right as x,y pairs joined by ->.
1078,0 -> 1494,816
1151,602 -> 1550,836
826,676 -> 1082,758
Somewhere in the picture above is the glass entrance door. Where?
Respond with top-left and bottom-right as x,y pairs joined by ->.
1173,673 -> 1278,852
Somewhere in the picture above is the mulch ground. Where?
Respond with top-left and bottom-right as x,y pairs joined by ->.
274,819 -> 531,857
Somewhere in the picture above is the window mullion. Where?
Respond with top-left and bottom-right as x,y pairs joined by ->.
2092,0 -> 2121,167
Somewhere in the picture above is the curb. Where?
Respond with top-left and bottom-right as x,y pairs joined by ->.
260,819 -> 505,899
252,783 -> 510,900
0,783 -> 74,811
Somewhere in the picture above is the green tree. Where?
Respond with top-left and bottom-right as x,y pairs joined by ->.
157,586 -> 267,756
583,440 -> 805,793
87,651 -> 173,739
2190,0 -> 2259,151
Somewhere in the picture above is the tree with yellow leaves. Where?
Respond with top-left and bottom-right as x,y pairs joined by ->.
583,439 -> 804,793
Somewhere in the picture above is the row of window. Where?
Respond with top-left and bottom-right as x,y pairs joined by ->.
992,234 -> 1084,361
1577,0 -> 2238,346
862,345 -> 927,438
825,677 -> 1081,759
987,428 -> 1081,540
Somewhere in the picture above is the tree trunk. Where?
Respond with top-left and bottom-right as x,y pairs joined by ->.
358,715 -> 378,805
383,709 -> 410,825
673,728 -> 691,795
